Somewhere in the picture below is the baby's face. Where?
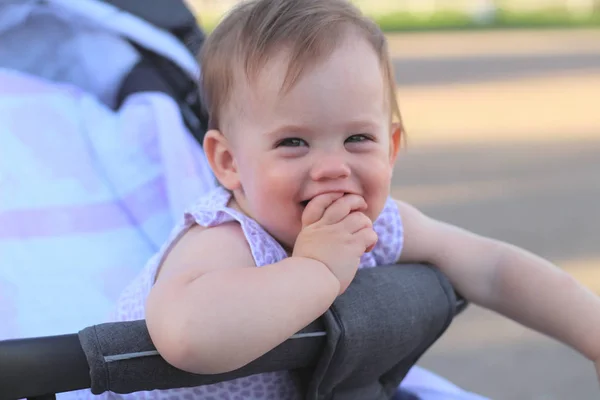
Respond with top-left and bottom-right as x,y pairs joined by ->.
227,35 -> 399,250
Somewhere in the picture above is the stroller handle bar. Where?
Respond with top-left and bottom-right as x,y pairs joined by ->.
0,332 -> 91,398
0,319 -> 326,399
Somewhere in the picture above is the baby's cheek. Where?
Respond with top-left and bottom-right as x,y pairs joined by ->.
368,163 -> 392,188
367,172 -> 393,219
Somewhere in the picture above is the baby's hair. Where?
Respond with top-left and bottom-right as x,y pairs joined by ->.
199,0 -> 403,134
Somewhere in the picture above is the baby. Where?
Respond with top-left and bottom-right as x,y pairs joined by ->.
87,0 -> 600,398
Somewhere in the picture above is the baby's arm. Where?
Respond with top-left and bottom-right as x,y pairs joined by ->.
396,200 -> 600,363
146,222 -> 339,375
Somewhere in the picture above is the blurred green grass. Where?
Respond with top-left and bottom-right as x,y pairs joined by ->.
197,7 -> 600,33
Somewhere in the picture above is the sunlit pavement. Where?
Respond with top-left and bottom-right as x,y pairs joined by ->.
388,29 -> 600,399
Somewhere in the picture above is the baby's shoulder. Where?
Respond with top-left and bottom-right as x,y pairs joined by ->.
158,221 -> 256,282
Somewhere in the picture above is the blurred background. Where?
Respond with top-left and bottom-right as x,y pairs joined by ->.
192,0 -> 600,31
189,1 -> 600,398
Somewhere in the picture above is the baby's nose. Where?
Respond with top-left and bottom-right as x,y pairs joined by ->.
310,155 -> 351,181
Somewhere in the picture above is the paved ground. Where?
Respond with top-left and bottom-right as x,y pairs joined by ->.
387,30 -> 600,399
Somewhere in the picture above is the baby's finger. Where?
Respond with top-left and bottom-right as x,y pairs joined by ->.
340,211 -> 372,234
355,227 -> 378,253
320,194 -> 367,225
302,192 -> 345,227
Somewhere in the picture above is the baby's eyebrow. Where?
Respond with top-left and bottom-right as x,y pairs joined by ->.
264,123 -> 313,138
263,117 -> 383,138
344,119 -> 380,132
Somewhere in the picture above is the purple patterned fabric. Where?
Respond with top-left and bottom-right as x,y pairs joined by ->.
68,186 -> 403,399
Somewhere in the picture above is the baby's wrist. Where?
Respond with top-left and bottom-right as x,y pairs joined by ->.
291,256 -> 340,295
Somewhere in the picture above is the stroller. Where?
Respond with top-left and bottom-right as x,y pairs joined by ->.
0,1 -> 473,399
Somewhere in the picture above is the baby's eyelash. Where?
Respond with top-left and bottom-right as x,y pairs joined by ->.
275,137 -> 308,147
345,134 -> 373,143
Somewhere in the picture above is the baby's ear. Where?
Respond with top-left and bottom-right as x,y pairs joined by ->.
389,122 -> 403,165
203,130 -> 241,191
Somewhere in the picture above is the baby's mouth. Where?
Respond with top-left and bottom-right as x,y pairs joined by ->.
300,192 -> 350,209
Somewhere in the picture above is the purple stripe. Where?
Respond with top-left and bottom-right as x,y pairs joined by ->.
0,177 -> 169,239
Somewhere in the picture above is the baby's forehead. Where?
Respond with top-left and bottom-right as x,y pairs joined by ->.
238,43 -> 385,99
219,38 -> 392,131
223,80 -> 389,138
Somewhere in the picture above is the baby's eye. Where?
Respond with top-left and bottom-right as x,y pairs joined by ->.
345,134 -> 372,143
276,137 -> 308,147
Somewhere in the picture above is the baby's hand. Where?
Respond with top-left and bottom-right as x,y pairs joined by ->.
293,193 -> 378,294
